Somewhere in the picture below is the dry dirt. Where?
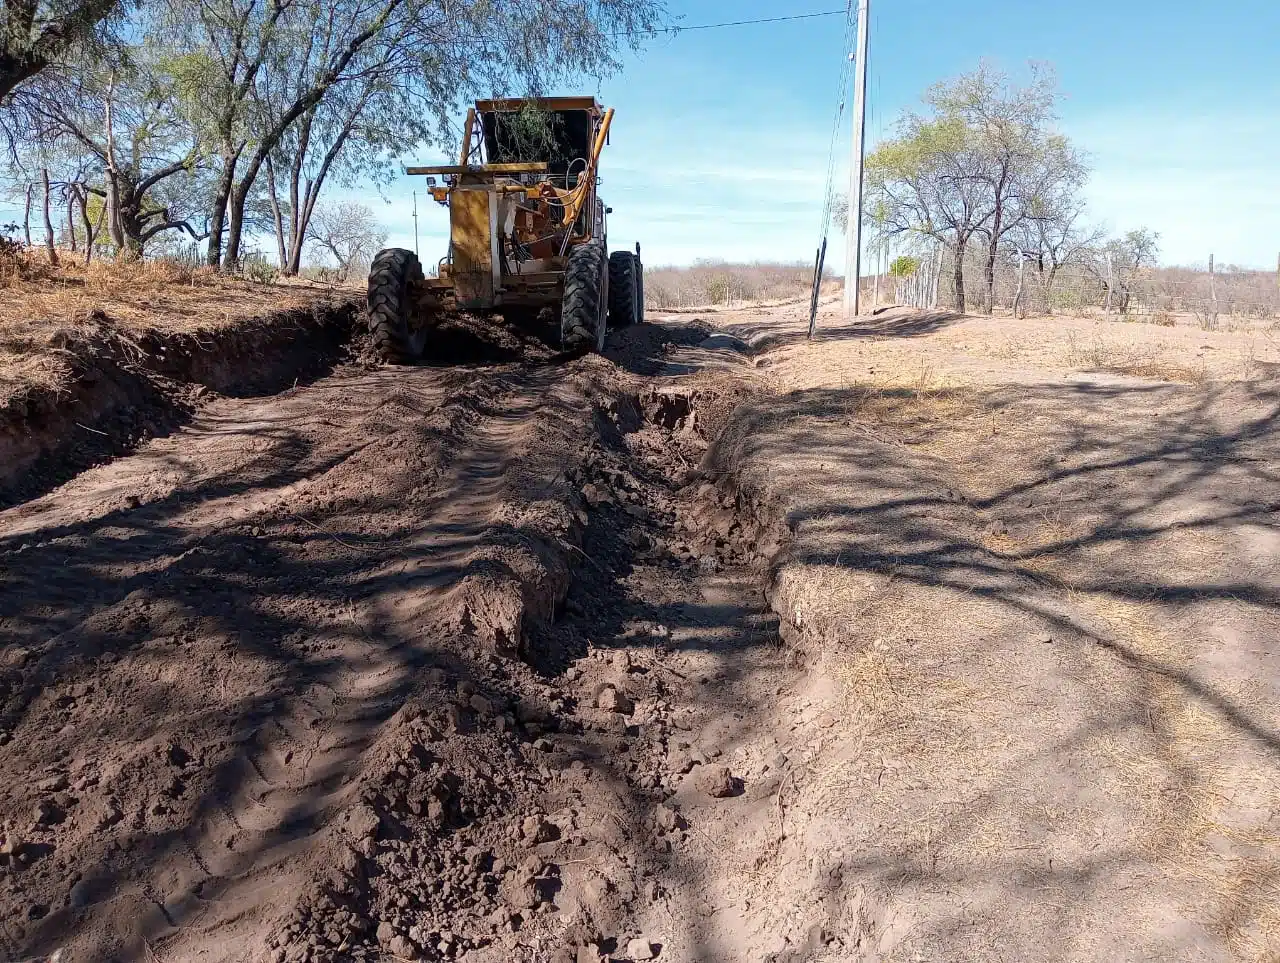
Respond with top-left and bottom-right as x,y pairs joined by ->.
0,265 -> 359,506
1,298 -> 1278,963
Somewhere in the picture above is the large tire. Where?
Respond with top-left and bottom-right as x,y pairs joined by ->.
608,250 -> 639,328
561,239 -> 608,353
367,248 -> 428,363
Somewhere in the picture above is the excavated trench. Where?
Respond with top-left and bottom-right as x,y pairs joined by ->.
0,314 -> 820,963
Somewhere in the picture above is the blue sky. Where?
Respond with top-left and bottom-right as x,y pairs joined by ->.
361,0 -> 1280,272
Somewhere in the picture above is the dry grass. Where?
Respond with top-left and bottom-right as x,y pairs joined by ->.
1074,593 -> 1280,959
1059,331 -> 1211,383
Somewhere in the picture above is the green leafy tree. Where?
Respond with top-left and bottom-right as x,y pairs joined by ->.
865,62 -> 1088,314
889,255 -> 920,278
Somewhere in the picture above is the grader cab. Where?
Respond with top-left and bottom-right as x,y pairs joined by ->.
367,97 -> 644,362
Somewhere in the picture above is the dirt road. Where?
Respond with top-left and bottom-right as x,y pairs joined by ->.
2,303 -> 1278,963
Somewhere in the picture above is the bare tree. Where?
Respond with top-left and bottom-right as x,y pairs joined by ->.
1087,229 -> 1160,314
306,200 -> 385,280
1013,196 -> 1102,312
25,55 -> 207,257
39,164 -> 56,262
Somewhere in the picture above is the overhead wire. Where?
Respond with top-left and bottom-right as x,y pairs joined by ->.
614,10 -> 848,38
814,2 -> 857,253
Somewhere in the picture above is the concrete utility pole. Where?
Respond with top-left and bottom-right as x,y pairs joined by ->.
843,0 -> 870,320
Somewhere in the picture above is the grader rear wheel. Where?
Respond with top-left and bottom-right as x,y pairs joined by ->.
368,248 -> 428,363
608,250 -> 639,328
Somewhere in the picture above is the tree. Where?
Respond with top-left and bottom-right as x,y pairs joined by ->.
864,111 -> 993,313
23,50 -> 207,257
864,62 -> 1088,315
1091,228 -> 1160,314
0,0 -> 122,101
305,200 -> 383,280
1012,197 -> 1102,312
889,254 -> 920,278
161,0 -> 664,271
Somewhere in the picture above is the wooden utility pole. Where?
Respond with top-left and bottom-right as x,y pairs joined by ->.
843,0 -> 870,320
412,191 -> 420,257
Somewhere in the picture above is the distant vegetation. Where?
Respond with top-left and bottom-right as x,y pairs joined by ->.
644,260 -> 839,310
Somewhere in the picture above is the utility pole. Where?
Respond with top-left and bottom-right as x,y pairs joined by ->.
413,191 -> 420,256
843,0 -> 870,320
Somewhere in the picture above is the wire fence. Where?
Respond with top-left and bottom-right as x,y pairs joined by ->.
872,243 -> 1280,328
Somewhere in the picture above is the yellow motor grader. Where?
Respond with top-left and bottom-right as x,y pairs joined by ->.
367,97 -> 643,361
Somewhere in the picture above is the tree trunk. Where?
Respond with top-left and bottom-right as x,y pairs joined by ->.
953,239 -> 967,314
224,182 -> 249,272
207,154 -> 238,268
65,188 -> 78,253
1045,263 -> 1060,314
76,186 -> 96,265
23,184 -> 32,246
983,240 -> 998,315
41,168 -> 58,266
265,156 -> 288,271
983,217 -> 1002,315
104,171 -> 126,254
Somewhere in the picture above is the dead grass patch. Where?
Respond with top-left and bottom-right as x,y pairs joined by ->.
1059,331 -> 1210,383
1075,593 -> 1280,959
645,260 -> 836,310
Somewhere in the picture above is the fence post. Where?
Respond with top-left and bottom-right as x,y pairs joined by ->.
1013,248 -> 1026,319
808,238 -> 828,340
1209,252 -> 1218,327
1104,251 -> 1114,314
930,244 -> 943,309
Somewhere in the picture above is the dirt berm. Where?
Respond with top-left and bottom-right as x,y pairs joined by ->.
0,296 -> 358,507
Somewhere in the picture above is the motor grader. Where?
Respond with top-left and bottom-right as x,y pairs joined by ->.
367,97 -> 643,362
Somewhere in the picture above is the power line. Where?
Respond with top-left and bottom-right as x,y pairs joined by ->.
814,2 -> 857,249
619,10 -> 847,37
650,9 -> 849,33
434,10 -> 851,49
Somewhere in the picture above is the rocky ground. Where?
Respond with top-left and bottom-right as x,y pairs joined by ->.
2,299 -> 1278,963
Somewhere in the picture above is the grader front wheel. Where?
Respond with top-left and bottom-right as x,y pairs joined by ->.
368,248 -> 428,363
560,239 -> 609,353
